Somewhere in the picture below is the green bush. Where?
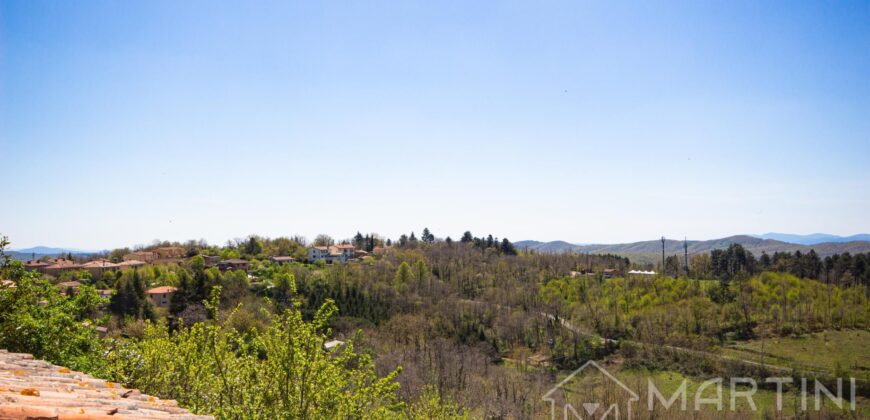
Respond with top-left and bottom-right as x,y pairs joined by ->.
109,288 -> 403,418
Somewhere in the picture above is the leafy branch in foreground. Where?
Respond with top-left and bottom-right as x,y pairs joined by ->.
110,287 -> 403,418
0,273 -> 110,375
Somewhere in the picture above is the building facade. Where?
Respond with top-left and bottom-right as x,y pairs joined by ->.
307,245 -> 355,264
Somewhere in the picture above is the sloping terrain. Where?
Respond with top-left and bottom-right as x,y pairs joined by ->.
754,232 -> 870,245
516,235 -> 870,260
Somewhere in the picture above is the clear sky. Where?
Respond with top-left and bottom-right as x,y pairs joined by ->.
1,1 -> 868,250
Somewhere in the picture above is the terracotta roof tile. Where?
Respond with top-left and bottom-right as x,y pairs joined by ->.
0,349 -> 211,419
145,286 -> 178,295
80,260 -> 120,269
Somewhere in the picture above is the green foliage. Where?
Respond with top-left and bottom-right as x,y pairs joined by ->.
0,273 -> 110,375
540,271 -> 869,349
110,269 -> 155,320
110,289 -> 403,418
244,236 -> 264,256
0,234 -> 10,268
407,386 -> 467,419
394,262 -> 412,289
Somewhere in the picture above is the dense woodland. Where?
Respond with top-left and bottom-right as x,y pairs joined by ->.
2,232 -> 869,418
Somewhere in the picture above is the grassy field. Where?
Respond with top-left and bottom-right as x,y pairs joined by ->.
721,329 -> 870,375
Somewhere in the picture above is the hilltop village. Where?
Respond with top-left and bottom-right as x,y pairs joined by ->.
18,240 -> 382,311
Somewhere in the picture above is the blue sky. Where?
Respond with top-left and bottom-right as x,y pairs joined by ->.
1,1 -> 868,249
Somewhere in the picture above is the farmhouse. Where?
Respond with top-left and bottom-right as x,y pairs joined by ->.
24,260 -> 50,273
146,286 -> 178,308
202,255 -> 221,266
118,259 -> 147,269
308,245 -> 355,264
43,259 -> 80,276
218,259 -> 249,271
80,259 -> 119,278
270,256 -> 295,264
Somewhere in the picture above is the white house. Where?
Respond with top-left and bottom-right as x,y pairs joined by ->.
308,244 -> 355,264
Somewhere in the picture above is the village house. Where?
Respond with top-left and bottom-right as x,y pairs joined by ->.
80,259 -> 119,278
117,259 -> 147,269
308,245 -> 354,264
145,286 -> 178,308
24,260 -> 50,273
123,251 -> 156,263
333,244 -> 355,259
270,256 -> 295,264
202,255 -> 221,267
218,259 -> 249,271
43,259 -> 80,276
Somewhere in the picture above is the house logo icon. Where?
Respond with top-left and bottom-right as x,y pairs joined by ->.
542,360 -> 639,419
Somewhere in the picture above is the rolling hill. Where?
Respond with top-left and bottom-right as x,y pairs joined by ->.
753,232 -> 870,245
515,235 -> 870,264
5,246 -> 104,261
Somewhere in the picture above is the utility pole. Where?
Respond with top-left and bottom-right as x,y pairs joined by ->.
661,236 -> 666,276
585,252 -> 590,273
684,237 -> 689,276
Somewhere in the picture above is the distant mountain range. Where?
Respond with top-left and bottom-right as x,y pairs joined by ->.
5,246 -> 104,261
752,233 -> 870,245
515,234 -> 870,264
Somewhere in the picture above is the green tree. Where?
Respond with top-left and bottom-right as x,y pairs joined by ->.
394,262 -> 412,288
111,289 -> 402,418
0,273 -> 109,374
500,238 -> 517,255
421,228 -> 435,243
244,236 -> 263,256
313,234 -> 334,247
0,234 -> 10,268
407,386 -> 467,419
415,259 -> 429,283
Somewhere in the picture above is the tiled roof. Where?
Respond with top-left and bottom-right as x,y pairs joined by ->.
0,349 -> 211,419
145,286 -> 177,295
118,260 -> 147,267
24,260 -> 50,267
45,260 -> 80,270
334,244 -> 354,249
80,261 -> 120,269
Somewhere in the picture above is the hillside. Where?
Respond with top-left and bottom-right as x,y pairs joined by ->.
516,235 -> 870,263
6,246 -> 102,261
754,232 -> 870,245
